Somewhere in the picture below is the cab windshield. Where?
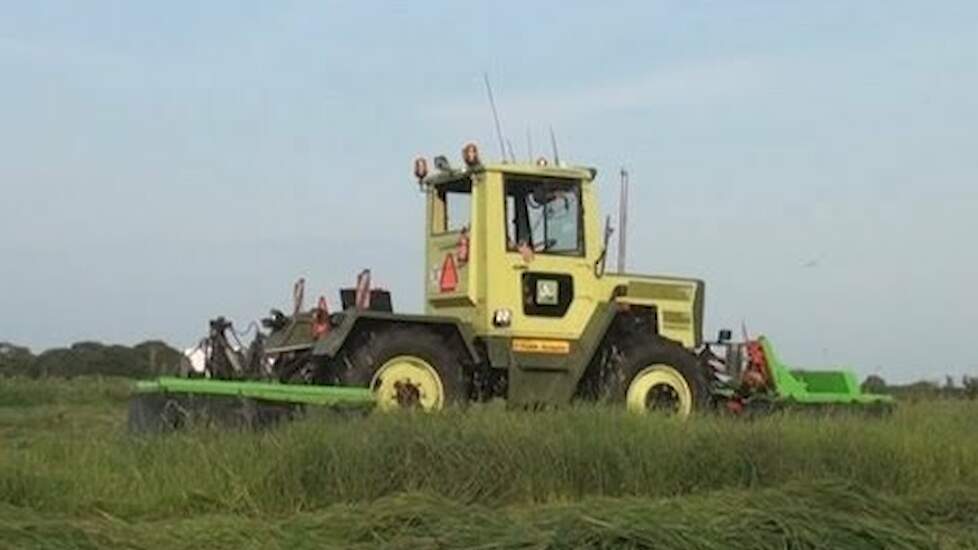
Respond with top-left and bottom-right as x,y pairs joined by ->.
505,177 -> 583,255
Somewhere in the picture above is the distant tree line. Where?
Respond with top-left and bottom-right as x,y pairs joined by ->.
862,374 -> 978,400
0,341 -> 183,379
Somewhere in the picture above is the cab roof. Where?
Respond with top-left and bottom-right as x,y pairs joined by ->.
423,162 -> 597,188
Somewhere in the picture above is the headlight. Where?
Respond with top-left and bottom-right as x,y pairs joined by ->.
492,308 -> 512,328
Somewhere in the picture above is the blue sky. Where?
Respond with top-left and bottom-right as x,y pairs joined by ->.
1,2 -> 975,382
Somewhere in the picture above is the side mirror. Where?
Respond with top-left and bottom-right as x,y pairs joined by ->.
717,329 -> 732,343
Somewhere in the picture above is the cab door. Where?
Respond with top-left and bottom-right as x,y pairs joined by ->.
425,176 -> 477,324
499,175 -> 599,341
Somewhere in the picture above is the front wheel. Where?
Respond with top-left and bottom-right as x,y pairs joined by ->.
615,337 -> 710,418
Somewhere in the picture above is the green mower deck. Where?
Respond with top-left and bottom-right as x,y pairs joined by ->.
129,378 -> 375,433
759,337 -> 893,406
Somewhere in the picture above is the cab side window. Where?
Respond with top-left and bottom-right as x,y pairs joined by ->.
432,178 -> 472,234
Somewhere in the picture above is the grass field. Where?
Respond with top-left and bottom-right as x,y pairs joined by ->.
1,376 -> 976,549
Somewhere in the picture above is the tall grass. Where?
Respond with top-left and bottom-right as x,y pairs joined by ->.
2,377 -> 976,517
0,376 -> 130,408
1,377 -> 976,548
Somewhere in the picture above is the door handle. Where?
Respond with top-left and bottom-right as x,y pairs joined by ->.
512,264 -> 529,271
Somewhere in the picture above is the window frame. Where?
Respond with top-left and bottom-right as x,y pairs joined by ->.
431,177 -> 473,235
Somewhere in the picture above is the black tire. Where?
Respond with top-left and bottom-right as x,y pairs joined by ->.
342,327 -> 466,410
610,335 -> 711,417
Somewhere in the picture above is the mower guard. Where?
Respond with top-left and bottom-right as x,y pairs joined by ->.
135,377 -> 375,407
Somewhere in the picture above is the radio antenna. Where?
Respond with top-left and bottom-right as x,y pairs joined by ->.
526,127 -> 533,162
483,73 -> 507,162
549,125 -> 561,165
505,138 -> 517,163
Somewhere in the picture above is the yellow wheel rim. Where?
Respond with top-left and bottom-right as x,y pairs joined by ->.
370,355 -> 445,411
626,365 -> 693,418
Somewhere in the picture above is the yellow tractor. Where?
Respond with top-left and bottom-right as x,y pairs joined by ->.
130,143 -> 888,431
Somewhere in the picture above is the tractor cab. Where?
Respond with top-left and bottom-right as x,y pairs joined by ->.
418,146 -> 605,344
417,144 -> 704,348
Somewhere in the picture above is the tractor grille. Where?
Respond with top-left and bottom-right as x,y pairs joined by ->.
661,310 -> 692,331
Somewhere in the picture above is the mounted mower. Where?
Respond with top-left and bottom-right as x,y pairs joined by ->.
129,144 -> 891,431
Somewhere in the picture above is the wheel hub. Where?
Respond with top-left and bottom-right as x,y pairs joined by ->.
644,383 -> 682,414
392,379 -> 423,408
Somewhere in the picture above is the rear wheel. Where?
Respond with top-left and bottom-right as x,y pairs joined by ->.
343,327 -> 465,411
614,336 -> 710,418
